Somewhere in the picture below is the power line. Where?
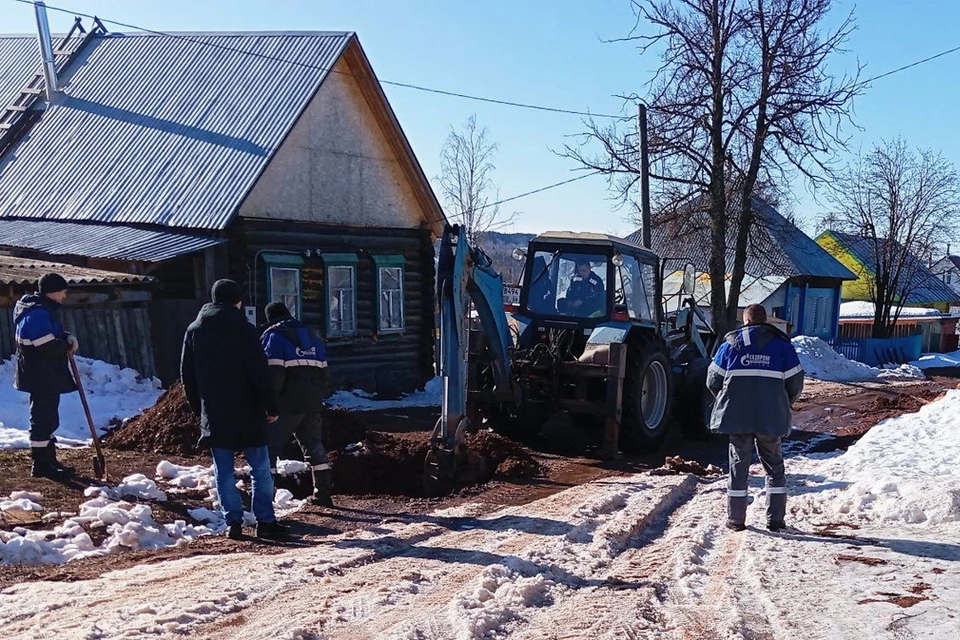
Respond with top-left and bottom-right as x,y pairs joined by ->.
430,171 -> 603,225
861,44 -> 960,84
11,0 -> 626,120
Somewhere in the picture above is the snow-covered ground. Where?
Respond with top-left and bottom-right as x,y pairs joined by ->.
1,391 -> 958,639
0,462 -> 305,565
911,348 -> 960,370
0,357 -> 162,449
792,336 -> 925,382
327,376 -> 442,411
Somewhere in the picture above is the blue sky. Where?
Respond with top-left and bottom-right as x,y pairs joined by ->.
5,0 -> 960,237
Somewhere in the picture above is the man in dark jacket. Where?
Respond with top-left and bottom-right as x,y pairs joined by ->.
261,301 -> 333,507
707,304 -> 804,532
180,279 -> 288,541
563,259 -> 605,317
13,273 -> 80,479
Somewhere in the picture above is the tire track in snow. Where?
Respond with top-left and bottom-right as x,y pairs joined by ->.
199,475 -> 696,639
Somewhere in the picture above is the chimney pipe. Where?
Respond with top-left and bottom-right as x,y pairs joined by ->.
34,2 -> 60,98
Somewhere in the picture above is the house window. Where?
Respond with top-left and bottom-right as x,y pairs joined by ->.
263,253 -> 305,319
374,255 -> 405,333
321,253 -> 359,338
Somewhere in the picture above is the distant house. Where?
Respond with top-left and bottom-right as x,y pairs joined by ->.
626,196 -> 856,339
815,231 -> 960,313
930,255 -> 960,304
0,25 -> 444,393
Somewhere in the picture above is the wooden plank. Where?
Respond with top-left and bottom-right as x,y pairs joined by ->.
111,309 -> 129,368
134,307 -> 155,378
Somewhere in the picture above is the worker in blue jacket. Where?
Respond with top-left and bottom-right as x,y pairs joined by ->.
13,273 -> 80,479
707,304 -> 804,532
261,302 -> 333,507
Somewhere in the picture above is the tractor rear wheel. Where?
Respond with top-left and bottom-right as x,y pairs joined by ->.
620,336 -> 673,452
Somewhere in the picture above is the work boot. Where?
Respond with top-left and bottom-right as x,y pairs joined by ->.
47,439 -> 76,476
725,520 -> 746,532
256,520 -> 290,541
224,522 -> 243,540
30,446 -> 72,480
767,520 -> 787,532
310,469 -> 334,508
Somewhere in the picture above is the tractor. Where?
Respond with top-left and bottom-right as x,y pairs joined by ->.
424,224 -> 719,495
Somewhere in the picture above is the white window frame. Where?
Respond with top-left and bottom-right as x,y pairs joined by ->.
377,265 -> 405,333
327,264 -> 357,338
268,266 -> 301,320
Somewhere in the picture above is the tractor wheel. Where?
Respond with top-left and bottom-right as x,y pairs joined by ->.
621,336 -> 673,452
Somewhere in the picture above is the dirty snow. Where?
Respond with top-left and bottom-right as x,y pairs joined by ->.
0,356 -> 162,449
327,376 -> 442,411
0,462 -> 305,566
910,348 -> 960,370
840,300 -> 942,319
792,335 -> 925,382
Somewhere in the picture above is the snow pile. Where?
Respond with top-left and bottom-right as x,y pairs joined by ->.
0,474 -> 217,565
839,300 -> 941,319
1,462 -> 306,565
327,376 -> 442,411
0,356 -> 162,449
276,459 -> 309,476
793,390 -> 960,525
910,349 -> 960,370
791,336 -> 924,382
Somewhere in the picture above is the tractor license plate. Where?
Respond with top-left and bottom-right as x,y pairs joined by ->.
503,285 -> 521,306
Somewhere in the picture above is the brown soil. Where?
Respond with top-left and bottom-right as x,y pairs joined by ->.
649,455 -> 723,477
102,382 -> 201,455
835,553 -> 888,566
858,594 -> 929,608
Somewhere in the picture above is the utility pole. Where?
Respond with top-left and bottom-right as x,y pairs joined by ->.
638,103 -> 652,250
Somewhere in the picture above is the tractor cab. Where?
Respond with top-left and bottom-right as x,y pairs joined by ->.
507,232 -> 662,353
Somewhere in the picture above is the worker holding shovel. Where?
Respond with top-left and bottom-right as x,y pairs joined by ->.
12,273 -> 80,480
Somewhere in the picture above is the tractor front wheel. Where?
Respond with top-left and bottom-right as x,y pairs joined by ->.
620,338 -> 673,452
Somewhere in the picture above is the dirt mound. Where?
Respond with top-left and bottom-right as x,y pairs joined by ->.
104,383 -> 368,459
103,383 -> 201,455
465,430 -> 544,479
649,455 -> 723,477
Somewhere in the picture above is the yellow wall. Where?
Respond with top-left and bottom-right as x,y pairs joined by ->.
816,232 -> 954,312
816,233 -> 874,301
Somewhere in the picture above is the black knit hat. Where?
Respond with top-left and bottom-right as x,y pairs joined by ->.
211,279 -> 243,305
265,301 -> 292,324
38,273 -> 69,294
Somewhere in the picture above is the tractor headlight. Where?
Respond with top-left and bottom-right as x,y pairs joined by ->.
611,253 -> 624,267
512,247 -> 527,261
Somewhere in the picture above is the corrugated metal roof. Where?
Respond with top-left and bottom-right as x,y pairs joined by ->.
626,196 -> 856,280
824,231 -> 960,305
0,31 -> 352,230
0,218 -> 225,261
0,255 -> 153,286
0,36 -> 39,109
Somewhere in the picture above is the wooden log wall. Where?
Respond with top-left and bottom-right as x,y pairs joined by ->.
230,219 -> 436,396
0,302 -> 157,379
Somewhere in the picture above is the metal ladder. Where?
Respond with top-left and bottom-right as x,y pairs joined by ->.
0,18 -> 104,156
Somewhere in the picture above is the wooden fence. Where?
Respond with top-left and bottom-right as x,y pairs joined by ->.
1,304 -> 157,379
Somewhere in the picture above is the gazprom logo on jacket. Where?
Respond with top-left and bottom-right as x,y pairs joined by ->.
740,353 -> 771,367
296,347 -> 317,358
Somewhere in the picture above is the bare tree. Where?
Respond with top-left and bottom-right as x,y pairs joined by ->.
824,139 -> 960,338
437,115 -> 516,243
564,0 -> 859,335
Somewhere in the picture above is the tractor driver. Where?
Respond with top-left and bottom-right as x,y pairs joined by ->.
564,259 -> 605,316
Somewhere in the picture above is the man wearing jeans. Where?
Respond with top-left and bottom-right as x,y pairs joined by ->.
707,304 -> 804,532
181,279 -> 288,541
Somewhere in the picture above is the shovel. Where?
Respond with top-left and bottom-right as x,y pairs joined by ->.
68,353 -> 106,480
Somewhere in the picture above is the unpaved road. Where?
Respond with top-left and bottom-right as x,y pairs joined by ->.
2,468 -> 955,640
